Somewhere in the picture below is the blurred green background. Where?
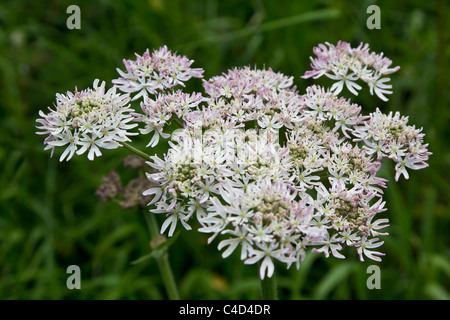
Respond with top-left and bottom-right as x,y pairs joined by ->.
0,0 -> 448,300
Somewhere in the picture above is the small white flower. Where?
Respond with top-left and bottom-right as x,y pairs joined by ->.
248,223 -> 274,243
329,72 -> 362,96
368,77 -> 393,102
244,242 -> 294,279
217,227 -> 251,260
154,203 -> 192,237
312,233 -> 345,259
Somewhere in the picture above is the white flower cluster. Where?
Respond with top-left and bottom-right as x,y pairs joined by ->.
142,54 -> 430,278
37,43 -> 430,280
353,108 -> 431,181
136,90 -> 204,147
36,79 -> 137,161
112,45 -> 204,101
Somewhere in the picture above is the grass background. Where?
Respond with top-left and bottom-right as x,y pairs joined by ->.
0,0 -> 448,299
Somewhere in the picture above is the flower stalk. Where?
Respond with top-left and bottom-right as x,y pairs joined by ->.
121,142 -> 152,162
145,211 -> 180,300
119,141 -> 180,299
260,269 -> 278,300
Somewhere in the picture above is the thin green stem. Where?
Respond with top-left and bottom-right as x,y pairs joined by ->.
146,211 -> 160,238
121,143 -> 179,299
144,213 -> 180,300
259,269 -> 278,300
121,142 -> 152,162
171,117 -> 184,128
156,250 -> 180,300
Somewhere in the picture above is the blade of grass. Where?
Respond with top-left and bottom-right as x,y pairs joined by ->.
178,8 -> 340,50
313,262 -> 356,299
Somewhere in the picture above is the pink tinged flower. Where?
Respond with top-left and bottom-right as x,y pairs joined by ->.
394,154 -> 429,181
386,141 -> 407,160
302,68 -> 325,80
364,139 -> 386,159
151,72 -> 170,91
113,46 -> 204,100
328,167 -> 349,186
356,237 -> 385,262
303,41 -> 399,100
347,170 -> 368,187
378,64 -> 401,75
366,216 -> 389,237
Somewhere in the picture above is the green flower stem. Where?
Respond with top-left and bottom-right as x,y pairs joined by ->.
144,212 -> 180,300
260,269 -> 278,300
121,142 -> 152,162
156,249 -> 180,300
121,142 -> 179,299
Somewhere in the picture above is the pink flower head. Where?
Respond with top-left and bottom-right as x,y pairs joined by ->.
302,41 -> 400,101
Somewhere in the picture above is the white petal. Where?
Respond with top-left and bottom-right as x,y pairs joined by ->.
260,256 -> 274,279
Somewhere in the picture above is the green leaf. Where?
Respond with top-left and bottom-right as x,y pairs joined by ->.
430,254 -> 450,279
130,252 -> 155,265
313,263 -> 356,299
131,232 -> 180,265
425,282 -> 450,300
155,231 -> 180,252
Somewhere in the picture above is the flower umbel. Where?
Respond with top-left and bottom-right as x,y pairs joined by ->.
36,79 -> 137,161
113,45 -> 204,101
37,42 -> 431,284
142,55 -> 430,279
302,41 -> 400,101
